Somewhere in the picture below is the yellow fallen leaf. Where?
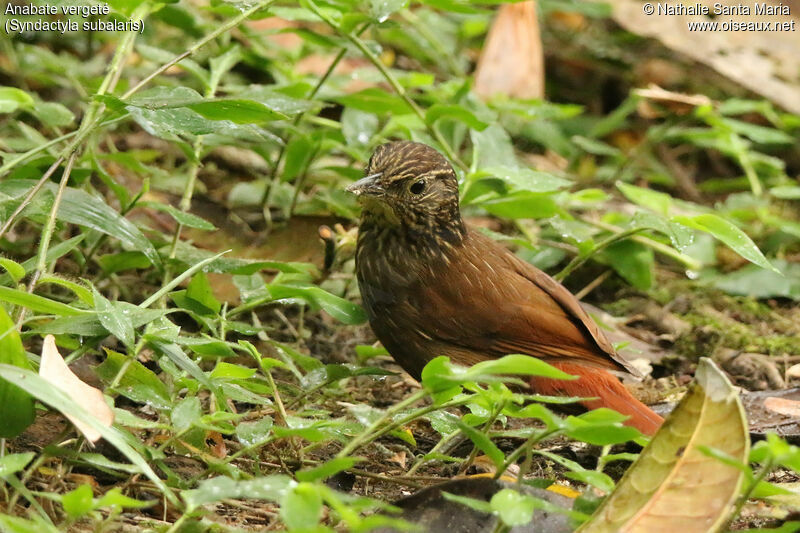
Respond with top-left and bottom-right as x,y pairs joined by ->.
474,0 -> 544,100
576,357 -> 748,533
39,335 -> 114,443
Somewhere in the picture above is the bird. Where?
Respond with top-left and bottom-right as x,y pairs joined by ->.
347,140 -> 663,436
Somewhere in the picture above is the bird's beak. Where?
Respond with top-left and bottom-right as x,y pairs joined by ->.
346,173 -> 384,197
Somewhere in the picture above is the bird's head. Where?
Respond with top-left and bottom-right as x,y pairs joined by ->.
347,141 -> 463,233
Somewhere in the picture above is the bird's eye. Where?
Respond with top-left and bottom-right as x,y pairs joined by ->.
409,180 -> 426,195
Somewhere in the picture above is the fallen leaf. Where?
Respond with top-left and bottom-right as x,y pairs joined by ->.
764,397 -> 800,418
474,0 -> 544,100
39,335 -> 114,443
577,358 -> 749,533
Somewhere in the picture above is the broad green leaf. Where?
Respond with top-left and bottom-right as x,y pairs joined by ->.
171,396 -> 202,433
187,99 -> 289,124
95,349 -> 171,411
333,88 -> 414,115
0,286 -> 88,316
713,259 -> 800,300
139,202 -> 216,230
267,284 -> 367,324
95,488 -> 153,509
491,489 -> 535,527
236,416 -> 274,447
604,240 -> 654,290
183,475 -> 293,510
38,275 -> 93,306
281,483 -> 323,530
0,452 -> 35,477
0,364 -> 178,506
62,484 -> 94,518
34,102 -> 75,127
97,251 -> 152,274
0,306 -> 35,438
296,457 -> 359,482
674,213 -> 778,272
341,107 -> 379,147
616,182 -> 672,216
576,359 -> 748,532
478,191 -> 558,219
471,124 -> 516,170
458,421 -> 504,470
426,104 -> 488,131
0,87 -> 34,113
186,272 -> 222,314
0,515 -> 60,533
0,258 -> 25,283
93,288 -> 135,349
479,166 -> 570,193
369,0 -> 408,21
208,45 -> 242,95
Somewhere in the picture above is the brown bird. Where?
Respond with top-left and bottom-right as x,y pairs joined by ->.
348,141 -> 663,436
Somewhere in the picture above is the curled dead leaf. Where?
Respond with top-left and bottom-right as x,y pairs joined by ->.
474,1 -> 544,100
577,358 -> 748,533
39,335 -> 114,443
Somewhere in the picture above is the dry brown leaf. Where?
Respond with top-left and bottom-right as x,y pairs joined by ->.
474,0 -> 544,100
577,358 -> 748,533
39,335 -> 114,443
764,397 -> 800,418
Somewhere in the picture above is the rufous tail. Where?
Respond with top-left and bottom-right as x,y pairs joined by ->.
529,361 -> 663,436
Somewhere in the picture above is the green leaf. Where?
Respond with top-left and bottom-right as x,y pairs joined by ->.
236,416 -> 274,447
97,251 -> 152,274
139,202 -> 216,230
186,272 -> 222,314
479,166 -> 570,193
426,104 -> 488,131
0,258 -> 25,283
0,306 -> 35,438
93,288 -> 135,349
673,213 -> 778,272
0,87 -> 34,113
713,259 -> 800,300
296,457 -> 359,482
187,99 -> 289,124
471,124 -> 516,170
95,349 -> 172,410
604,240 -> 654,290
616,182 -> 672,216
458,421 -> 504,469
333,88 -> 414,115
171,396 -> 202,433
62,484 -> 94,518
341,107 -> 379,148
469,354 -> 575,381
34,102 -> 75,127
0,286 -> 88,316
478,191 -> 558,219
281,483 -> 323,530
369,0 -> 408,21
95,488 -> 153,509
0,452 -> 35,477
183,475 -> 293,510
267,284 -> 367,324
0,364 -> 178,506
208,45 -> 242,95
490,489 -> 535,527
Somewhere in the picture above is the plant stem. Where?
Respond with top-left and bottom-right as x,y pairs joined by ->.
308,3 -> 467,171
554,227 -> 646,282
259,22 -> 372,213
723,456 -> 774,532
584,218 -> 703,271
120,1 -> 275,101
